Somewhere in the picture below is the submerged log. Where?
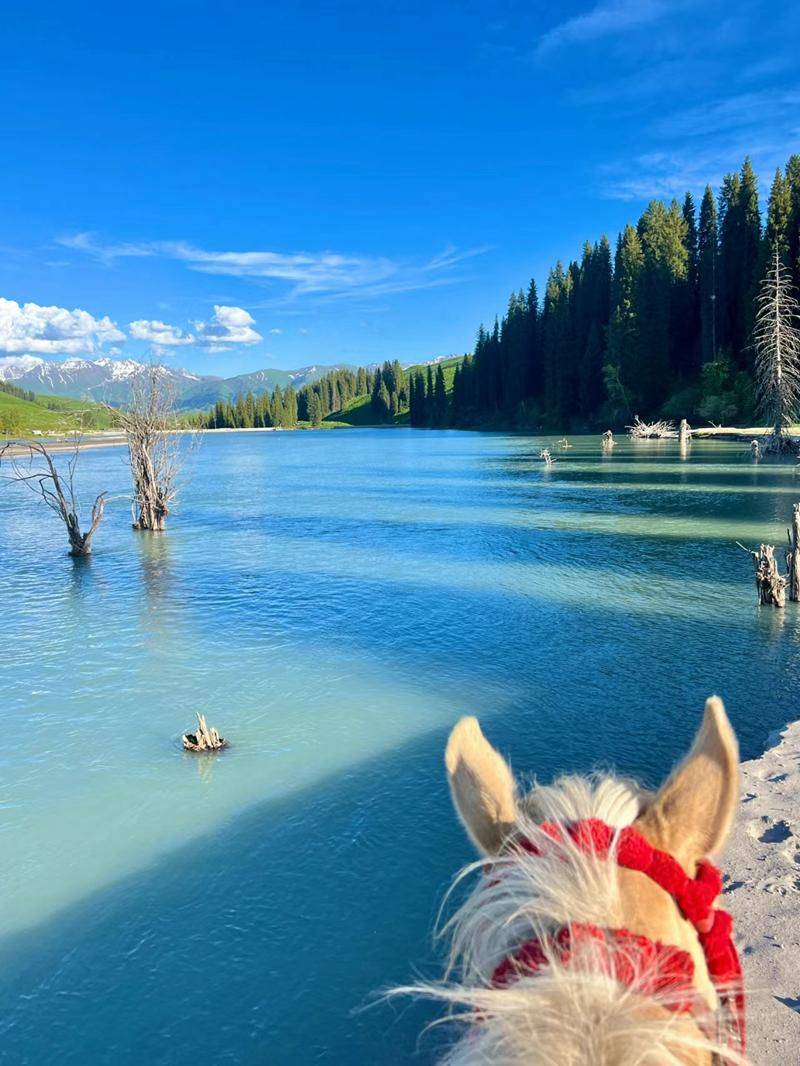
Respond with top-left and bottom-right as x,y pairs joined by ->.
738,542 -> 786,607
787,503 -> 800,602
182,713 -> 227,752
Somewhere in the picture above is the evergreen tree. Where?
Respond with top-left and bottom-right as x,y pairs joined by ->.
766,167 -> 792,260
785,154 -> 800,293
308,392 -> 323,427
607,225 -> 644,408
433,364 -> 447,426
698,186 -> 719,364
681,192 -> 700,374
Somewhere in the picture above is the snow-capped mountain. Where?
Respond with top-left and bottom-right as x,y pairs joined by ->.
0,355 -> 357,410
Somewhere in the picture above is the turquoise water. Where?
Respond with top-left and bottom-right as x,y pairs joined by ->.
1,428 -> 799,1064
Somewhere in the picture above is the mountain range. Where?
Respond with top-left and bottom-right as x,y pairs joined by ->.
0,354 -> 459,410
0,356 -> 357,410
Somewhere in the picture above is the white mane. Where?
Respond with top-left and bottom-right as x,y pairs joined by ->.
399,774 -> 748,1065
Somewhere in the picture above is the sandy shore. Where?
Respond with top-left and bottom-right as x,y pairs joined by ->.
725,720 -> 800,1062
0,426 -> 315,457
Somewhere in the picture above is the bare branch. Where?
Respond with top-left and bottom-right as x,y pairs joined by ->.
626,416 -> 677,440
0,439 -> 109,556
107,366 -> 192,532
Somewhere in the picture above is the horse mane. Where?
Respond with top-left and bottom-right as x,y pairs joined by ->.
397,774 -> 749,1065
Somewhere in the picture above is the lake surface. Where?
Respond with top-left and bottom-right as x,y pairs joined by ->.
1,427 -> 799,1064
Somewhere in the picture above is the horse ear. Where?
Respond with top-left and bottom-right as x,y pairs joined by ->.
445,717 -> 517,855
635,696 -> 739,869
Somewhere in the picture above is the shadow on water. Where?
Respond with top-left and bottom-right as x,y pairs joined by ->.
1,649 -> 796,1066
4,431 -> 800,1065
0,725 -> 466,1066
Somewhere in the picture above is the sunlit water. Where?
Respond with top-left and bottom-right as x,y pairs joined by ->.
1,428 -> 799,1064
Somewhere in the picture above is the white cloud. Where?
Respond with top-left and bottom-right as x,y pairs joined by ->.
0,297 -> 125,355
269,327 -> 283,334
59,232 -> 157,265
194,305 -> 261,348
129,319 -> 195,346
536,0 -> 679,58
128,305 -> 262,354
59,233 -> 490,304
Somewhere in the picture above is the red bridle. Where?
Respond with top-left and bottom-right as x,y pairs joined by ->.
488,819 -> 745,1057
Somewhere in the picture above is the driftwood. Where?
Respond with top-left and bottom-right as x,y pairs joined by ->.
627,416 -> 677,440
182,713 -> 227,752
751,439 -> 761,461
787,503 -> 800,602
539,448 -> 554,467
555,437 -> 572,449
738,542 -> 786,607
601,430 -> 615,450
678,419 -> 692,448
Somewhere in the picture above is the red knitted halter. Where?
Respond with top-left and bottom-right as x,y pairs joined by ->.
489,819 -> 745,1056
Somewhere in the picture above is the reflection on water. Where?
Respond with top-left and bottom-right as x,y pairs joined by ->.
1,429 -> 799,1065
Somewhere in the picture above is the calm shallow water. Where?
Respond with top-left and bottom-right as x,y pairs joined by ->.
1,428 -> 799,1064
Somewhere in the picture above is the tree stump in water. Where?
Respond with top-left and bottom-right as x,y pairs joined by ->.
182,713 -> 227,752
539,448 -> 553,467
787,503 -> 800,602
741,544 -> 786,607
751,439 -> 761,461
601,430 -> 615,450
678,419 -> 691,448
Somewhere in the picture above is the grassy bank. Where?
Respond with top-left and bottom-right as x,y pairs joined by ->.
0,388 -> 115,436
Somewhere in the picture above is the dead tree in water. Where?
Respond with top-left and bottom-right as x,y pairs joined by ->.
738,542 -> 786,607
111,367 -> 185,531
787,503 -> 800,602
753,250 -> 800,456
601,430 -> 615,450
678,419 -> 692,448
0,439 -> 107,556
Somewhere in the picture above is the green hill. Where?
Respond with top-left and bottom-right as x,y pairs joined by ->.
0,386 -> 115,437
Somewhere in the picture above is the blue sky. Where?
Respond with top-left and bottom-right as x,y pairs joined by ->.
2,0 -> 799,376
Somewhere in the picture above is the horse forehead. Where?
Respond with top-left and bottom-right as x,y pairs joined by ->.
520,774 -> 648,829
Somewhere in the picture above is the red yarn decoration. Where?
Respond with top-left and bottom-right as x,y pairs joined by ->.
491,819 -> 745,1055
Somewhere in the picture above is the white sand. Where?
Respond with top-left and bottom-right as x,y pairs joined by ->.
725,720 -> 800,1062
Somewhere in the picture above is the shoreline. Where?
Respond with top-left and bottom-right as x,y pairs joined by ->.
725,719 -> 800,1062
2,423 -> 796,458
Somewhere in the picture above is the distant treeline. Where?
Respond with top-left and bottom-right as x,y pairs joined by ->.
451,155 -> 800,428
0,380 -> 38,404
204,157 -> 800,434
204,368 -> 378,428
